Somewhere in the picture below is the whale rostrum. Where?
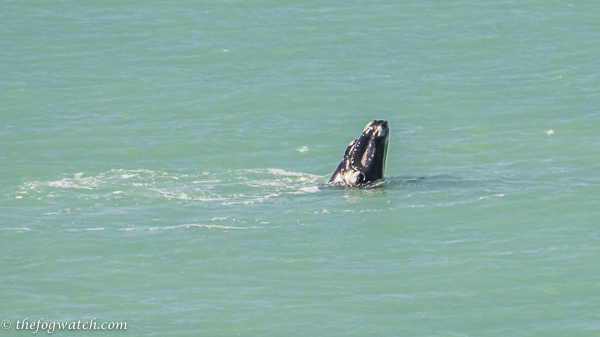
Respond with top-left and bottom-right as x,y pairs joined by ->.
329,120 -> 389,186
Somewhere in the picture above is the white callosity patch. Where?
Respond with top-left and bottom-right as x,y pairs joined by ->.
348,171 -> 363,185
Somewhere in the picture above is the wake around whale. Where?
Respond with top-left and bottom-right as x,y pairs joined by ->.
328,120 -> 389,187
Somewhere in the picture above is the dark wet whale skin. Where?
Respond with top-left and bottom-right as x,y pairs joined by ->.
328,120 -> 389,186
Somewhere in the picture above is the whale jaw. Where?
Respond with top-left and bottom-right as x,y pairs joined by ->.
329,120 -> 389,187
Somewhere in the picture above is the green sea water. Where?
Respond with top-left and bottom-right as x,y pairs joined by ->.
1,0 -> 599,336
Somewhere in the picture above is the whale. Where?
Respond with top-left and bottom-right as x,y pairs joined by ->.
328,120 -> 389,186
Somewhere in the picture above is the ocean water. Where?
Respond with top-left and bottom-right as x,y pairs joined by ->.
1,0 -> 599,336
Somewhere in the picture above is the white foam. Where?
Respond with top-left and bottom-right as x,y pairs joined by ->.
265,168 -> 319,178
122,224 -> 255,231
296,186 -> 319,193
65,228 -> 105,232
19,167 -> 322,208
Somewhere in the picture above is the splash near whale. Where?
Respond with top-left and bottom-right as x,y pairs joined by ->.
328,120 -> 389,187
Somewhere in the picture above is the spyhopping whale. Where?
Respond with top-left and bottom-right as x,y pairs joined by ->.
328,120 -> 389,187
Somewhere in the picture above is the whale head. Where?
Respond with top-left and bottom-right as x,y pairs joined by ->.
328,120 -> 389,187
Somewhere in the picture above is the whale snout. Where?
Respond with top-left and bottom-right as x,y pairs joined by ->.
329,120 -> 390,187
363,120 -> 389,137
